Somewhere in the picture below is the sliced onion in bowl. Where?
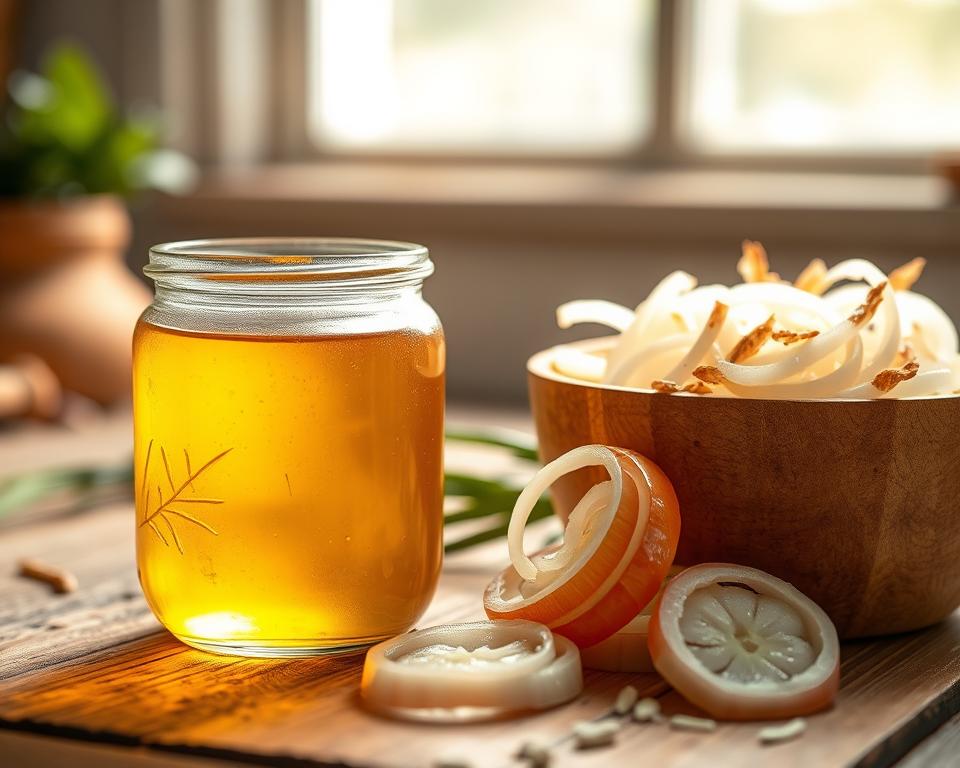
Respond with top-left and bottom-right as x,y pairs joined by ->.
716,283 -> 883,387
605,271 -> 698,379
662,302 -> 729,386
552,344 -> 607,382
557,300 -> 636,333
607,334 -> 697,387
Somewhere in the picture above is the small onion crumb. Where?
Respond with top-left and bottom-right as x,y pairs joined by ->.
727,315 -> 776,363
758,717 -> 807,745
888,257 -> 926,292
848,282 -> 886,327
434,758 -> 473,768
772,329 -> 820,345
516,740 -> 552,767
669,714 -> 718,733
632,698 -> 662,723
738,241 -> 779,284
692,366 -> 726,385
794,258 -> 829,294
614,685 -> 639,715
872,361 -> 920,393
573,720 -> 620,749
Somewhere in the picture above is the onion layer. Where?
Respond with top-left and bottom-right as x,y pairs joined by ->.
361,620 -> 582,720
485,446 -> 681,648
552,246 -> 960,400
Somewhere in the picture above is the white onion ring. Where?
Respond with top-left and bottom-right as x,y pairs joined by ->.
546,452 -> 651,628
819,260 -> 899,385
607,334 -> 696,386
556,300 -> 635,333
361,620 -> 582,718
674,284 -> 731,331
717,336 -> 864,400
717,303 -> 868,387
552,345 -> 606,382
729,282 -> 843,325
508,445 -> 622,582
897,291 -> 959,361
532,481 -> 612,574
839,367 -> 955,399
605,271 -> 697,376
664,302 -> 729,386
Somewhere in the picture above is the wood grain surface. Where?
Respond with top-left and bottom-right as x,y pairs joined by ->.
528,342 -> 960,639
2,413 -> 960,767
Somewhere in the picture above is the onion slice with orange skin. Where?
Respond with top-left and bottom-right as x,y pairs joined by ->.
361,620 -> 582,721
485,446 -> 681,648
580,565 -> 684,673
649,564 -> 840,721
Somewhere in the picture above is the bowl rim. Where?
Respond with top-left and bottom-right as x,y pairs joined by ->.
527,337 -> 960,405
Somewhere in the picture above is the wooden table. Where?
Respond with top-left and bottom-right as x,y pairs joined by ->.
2,411 -> 959,768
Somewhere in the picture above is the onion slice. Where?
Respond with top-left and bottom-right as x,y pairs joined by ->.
551,247 -> 959,400
607,334 -> 697,387
716,283 -> 883,387
649,564 -> 840,721
486,447 -> 681,648
662,302 -> 729,386
361,620 -> 582,720
557,300 -> 636,333
507,445 -> 624,582
580,565 -> 683,673
552,345 -> 606,382
605,271 -> 697,379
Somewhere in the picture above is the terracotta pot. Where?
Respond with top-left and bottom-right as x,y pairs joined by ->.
528,340 -> 960,640
0,195 -> 150,404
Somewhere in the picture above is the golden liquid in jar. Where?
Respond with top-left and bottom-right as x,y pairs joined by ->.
133,320 -> 445,655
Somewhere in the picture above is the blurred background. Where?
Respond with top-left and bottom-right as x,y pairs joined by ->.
1,0 -> 960,416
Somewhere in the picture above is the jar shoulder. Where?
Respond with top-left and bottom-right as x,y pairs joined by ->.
138,294 -> 443,339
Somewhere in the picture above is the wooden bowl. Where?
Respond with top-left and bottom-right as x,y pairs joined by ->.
528,340 -> 960,639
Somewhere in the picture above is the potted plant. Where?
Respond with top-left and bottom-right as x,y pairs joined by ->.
0,43 -> 194,405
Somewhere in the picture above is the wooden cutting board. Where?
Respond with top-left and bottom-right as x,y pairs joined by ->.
2,500 -> 960,768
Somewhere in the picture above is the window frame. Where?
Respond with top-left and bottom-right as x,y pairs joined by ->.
166,0 -> 942,174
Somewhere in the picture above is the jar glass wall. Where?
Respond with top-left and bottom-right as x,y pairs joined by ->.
133,239 -> 445,657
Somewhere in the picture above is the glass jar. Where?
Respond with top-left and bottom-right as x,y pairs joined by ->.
133,239 -> 445,657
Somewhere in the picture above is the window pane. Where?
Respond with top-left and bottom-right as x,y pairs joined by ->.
686,0 -> 960,151
308,0 -> 654,154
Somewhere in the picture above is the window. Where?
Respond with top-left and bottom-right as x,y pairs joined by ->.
686,0 -> 960,152
308,0 -> 655,153
306,0 -> 960,160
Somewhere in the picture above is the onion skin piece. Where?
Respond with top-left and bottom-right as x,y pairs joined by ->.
648,564 -> 840,721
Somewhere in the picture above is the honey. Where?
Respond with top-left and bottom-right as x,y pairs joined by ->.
132,237 -> 445,656
134,322 -> 444,654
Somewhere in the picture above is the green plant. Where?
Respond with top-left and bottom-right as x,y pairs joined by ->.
0,42 -> 194,199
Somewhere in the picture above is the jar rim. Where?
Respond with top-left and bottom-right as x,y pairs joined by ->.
146,237 -> 432,289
